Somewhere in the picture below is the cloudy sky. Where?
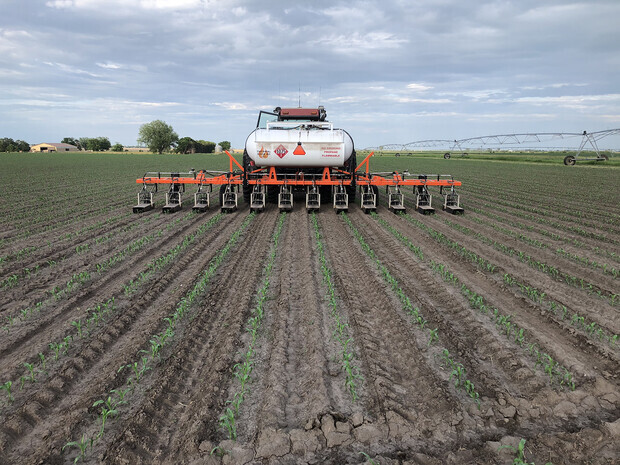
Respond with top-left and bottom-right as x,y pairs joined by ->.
1,0 -> 619,150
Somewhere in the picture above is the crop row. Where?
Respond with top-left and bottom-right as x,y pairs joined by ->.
467,196 -> 618,245
429,261 -> 576,390
0,213 -> 155,291
311,213 -> 363,401
123,214 -> 222,296
470,207 -> 620,268
502,273 -> 618,347
440,218 -> 616,304
1,214 -> 226,407
2,214 -> 201,330
465,213 -> 618,277
398,214 -> 618,348
464,184 -> 618,229
219,213 -> 286,440
344,213 -> 481,407
63,213 -> 256,463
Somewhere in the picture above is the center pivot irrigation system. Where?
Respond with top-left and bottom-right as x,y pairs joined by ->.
133,107 -> 464,215
370,128 -> 620,165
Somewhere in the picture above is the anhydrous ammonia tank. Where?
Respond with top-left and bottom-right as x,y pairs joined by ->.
244,107 -> 355,168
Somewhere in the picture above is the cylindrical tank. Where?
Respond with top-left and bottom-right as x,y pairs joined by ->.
245,124 -> 354,167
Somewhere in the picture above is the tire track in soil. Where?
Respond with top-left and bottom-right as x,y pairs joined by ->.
384,209 -> 620,395
245,210 -> 353,447
0,212 -> 248,465
95,210 -> 277,464
410,206 -> 620,336
347,208 -> 548,402
318,211 -> 460,450
0,209 -> 225,383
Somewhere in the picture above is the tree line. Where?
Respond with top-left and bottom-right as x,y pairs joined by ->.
0,138 -> 30,152
2,120 -> 231,154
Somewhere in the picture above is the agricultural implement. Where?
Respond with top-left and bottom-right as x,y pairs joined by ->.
133,107 -> 464,214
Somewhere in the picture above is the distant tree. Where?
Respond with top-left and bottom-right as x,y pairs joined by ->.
218,141 -> 231,152
78,137 -> 91,151
137,120 -> 178,154
0,138 -> 28,152
111,143 -> 124,152
0,138 -> 14,152
96,136 -> 111,151
78,136 -> 111,151
61,137 -> 80,149
197,140 -> 216,153
16,140 -> 30,152
176,137 -> 197,154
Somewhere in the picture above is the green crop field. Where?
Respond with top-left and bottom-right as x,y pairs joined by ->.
0,151 -> 618,464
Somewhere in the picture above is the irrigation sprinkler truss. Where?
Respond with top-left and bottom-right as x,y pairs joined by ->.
366,128 -> 620,165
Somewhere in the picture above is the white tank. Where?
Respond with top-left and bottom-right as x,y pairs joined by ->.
245,121 -> 354,168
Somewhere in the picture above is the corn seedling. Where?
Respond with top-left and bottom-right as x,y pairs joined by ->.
359,451 -> 379,464
219,406 -> 237,440
71,319 -> 84,338
49,342 -> 61,360
497,438 -> 551,465
38,352 -> 47,372
120,357 -> 151,385
93,397 -> 119,438
62,433 -> 91,464
428,328 -> 439,346
24,362 -> 36,383
0,381 -> 13,402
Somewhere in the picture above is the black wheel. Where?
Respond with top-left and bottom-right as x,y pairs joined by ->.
601,154 -> 609,161
242,150 -> 251,203
444,152 -> 450,159
564,155 -> 576,166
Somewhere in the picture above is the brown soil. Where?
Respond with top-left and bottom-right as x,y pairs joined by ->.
0,196 -> 618,465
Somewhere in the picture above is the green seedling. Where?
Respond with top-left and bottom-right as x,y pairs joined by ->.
24,362 -> 36,383
38,352 -> 47,372
0,381 -> 13,402
50,342 -> 61,360
428,328 -> 439,346
62,433 -> 91,464
219,406 -> 237,440
359,451 -> 379,464
93,397 -> 118,438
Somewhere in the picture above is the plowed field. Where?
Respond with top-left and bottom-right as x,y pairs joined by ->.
0,153 -> 618,464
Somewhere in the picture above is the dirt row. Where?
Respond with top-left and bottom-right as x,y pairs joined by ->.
0,200 -> 618,464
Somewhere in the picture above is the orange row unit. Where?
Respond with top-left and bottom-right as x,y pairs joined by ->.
133,151 -> 464,215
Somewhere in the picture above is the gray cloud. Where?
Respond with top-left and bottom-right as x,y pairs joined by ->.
0,0 -> 619,149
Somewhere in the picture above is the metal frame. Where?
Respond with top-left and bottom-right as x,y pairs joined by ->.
133,151 -> 464,214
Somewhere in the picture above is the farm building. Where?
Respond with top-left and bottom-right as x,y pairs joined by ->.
30,143 -> 79,152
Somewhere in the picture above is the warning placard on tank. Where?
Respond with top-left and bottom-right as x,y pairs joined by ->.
321,146 -> 341,157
